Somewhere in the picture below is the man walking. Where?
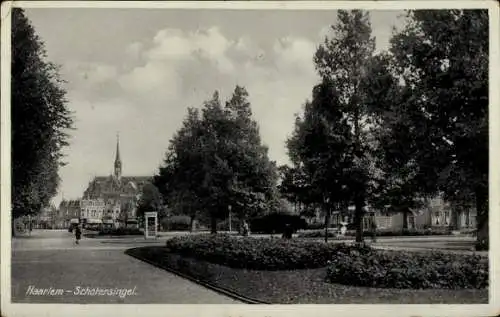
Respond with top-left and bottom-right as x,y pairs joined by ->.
75,224 -> 82,245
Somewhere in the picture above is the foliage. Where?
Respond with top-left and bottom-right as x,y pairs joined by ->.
475,238 -> 489,251
288,10 -> 380,243
11,9 -> 74,225
127,246 -> 488,304
155,87 -> 278,234
98,227 -> 143,236
386,10 -> 488,243
162,215 -> 195,231
298,229 -> 340,239
343,227 -> 452,237
286,77 -> 355,242
136,183 -> 164,220
165,234 -> 366,270
326,247 -> 488,289
249,213 -> 308,234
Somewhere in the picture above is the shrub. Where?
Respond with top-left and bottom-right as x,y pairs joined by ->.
344,228 -> 451,237
163,215 -> 193,231
298,229 -> 338,238
217,218 -> 241,232
476,238 -> 489,251
306,222 -> 325,230
326,247 -> 488,289
99,228 -> 143,236
165,234 -> 362,270
250,213 -> 307,234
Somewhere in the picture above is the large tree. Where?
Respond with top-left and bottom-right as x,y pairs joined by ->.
136,183 -> 164,223
287,77 -> 355,242
155,87 -> 278,234
313,10 -> 377,242
11,9 -> 73,235
388,10 -> 488,245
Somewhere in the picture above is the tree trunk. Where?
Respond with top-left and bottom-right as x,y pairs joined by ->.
354,197 -> 364,243
189,216 -> 196,233
402,208 -> 408,230
210,215 -> 217,234
12,218 -> 16,237
324,206 -> 331,243
475,187 -> 488,247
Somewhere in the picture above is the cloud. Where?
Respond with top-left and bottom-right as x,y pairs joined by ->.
56,26 -> 322,203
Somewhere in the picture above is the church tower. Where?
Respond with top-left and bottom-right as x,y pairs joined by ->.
114,133 -> 122,179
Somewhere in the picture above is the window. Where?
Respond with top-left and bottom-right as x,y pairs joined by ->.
434,211 -> 440,225
444,211 -> 450,225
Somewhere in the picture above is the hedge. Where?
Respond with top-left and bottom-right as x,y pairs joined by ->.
298,229 -> 339,238
165,234 -> 354,270
345,228 -> 452,237
326,246 -> 488,289
250,213 -> 307,234
162,215 -> 194,231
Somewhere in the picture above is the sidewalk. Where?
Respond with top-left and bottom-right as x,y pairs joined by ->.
10,230 -> 239,304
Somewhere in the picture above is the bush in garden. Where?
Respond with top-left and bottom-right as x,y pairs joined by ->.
475,238 -> 489,251
344,228 -> 451,237
298,229 -> 338,238
164,215 -> 193,231
326,247 -> 488,289
249,213 -> 307,234
98,227 -> 142,236
165,234 -> 364,270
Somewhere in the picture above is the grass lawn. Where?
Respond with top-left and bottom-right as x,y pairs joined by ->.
126,246 -> 488,304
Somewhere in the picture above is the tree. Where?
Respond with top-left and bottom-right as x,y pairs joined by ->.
388,10 -> 488,244
312,10 -> 376,242
224,86 -> 279,225
154,108 -> 206,231
154,87 -> 278,234
136,183 -> 163,224
11,9 -> 74,235
287,77 -> 355,242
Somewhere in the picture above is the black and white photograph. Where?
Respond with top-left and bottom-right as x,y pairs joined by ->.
1,1 -> 498,316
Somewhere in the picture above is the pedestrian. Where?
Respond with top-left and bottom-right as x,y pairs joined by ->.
75,224 -> 82,245
282,223 -> 293,240
370,218 -> 377,243
242,220 -> 250,237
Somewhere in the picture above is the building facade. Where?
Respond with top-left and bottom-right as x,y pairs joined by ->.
58,199 -> 82,229
81,135 -> 152,228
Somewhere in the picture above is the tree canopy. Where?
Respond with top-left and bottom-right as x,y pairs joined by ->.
154,86 -> 278,233
11,9 -> 74,229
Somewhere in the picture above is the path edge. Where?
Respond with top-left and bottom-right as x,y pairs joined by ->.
124,247 -> 270,305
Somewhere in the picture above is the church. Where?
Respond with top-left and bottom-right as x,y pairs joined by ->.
81,135 -> 152,228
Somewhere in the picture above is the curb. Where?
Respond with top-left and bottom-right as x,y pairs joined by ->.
125,248 -> 269,305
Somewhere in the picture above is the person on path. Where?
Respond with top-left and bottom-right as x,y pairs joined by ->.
370,217 -> 377,243
75,224 -> 82,245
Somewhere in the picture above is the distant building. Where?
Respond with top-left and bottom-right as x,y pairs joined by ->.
81,135 -> 152,227
58,199 -> 82,228
304,194 -> 477,232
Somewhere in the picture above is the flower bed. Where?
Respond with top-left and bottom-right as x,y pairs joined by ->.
165,234 -> 358,270
326,246 -> 488,289
126,246 -> 488,304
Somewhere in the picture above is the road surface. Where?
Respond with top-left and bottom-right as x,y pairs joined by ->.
10,230 -> 239,304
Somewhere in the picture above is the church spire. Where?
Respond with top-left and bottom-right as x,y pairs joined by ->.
114,133 -> 122,179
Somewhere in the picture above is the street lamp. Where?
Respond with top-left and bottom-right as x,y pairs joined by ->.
228,205 -> 232,233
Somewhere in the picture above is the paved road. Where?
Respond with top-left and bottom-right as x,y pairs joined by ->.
10,230 -> 239,304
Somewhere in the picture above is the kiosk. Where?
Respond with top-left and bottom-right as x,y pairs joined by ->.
144,211 -> 158,239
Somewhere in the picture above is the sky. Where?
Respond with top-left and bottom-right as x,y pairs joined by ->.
22,8 -> 407,205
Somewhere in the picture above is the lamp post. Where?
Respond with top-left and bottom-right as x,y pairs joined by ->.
228,205 -> 232,233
